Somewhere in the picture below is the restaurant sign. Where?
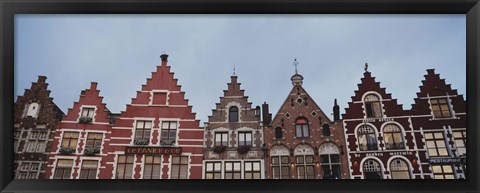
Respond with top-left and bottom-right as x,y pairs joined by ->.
125,147 -> 182,155
429,158 -> 466,164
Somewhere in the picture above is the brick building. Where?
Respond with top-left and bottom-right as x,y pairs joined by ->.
263,66 -> 348,179
343,68 -> 424,179
203,75 -> 265,179
409,69 -> 467,179
14,76 -> 64,179
45,82 -> 115,179
105,54 -> 204,179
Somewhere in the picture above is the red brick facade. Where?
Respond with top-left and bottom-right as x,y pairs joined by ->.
14,76 -> 64,179
263,73 -> 348,179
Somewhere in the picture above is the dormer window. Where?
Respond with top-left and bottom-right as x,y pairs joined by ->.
430,98 -> 452,118
364,94 -> 382,118
229,106 -> 238,122
295,118 -> 310,138
25,102 -> 40,118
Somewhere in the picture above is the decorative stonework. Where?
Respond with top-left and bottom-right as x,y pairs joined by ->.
294,144 -> 314,155
270,145 -> 289,156
319,143 -> 339,154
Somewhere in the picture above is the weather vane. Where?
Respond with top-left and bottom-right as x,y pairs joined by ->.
364,63 -> 368,72
233,63 -> 236,76
293,58 -> 299,74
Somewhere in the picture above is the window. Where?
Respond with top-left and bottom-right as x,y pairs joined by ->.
161,121 -> 177,145
224,161 -> 241,179
205,162 -> 222,179
214,132 -> 228,146
25,131 -> 48,153
135,121 -> 152,144
383,124 -> 405,150
25,102 -> 40,118
363,159 -> 383,179
357,125 -> 378,151
244,161 -> 261,179
61,132 -> 79,152
295,118 -> 310,138
14,131 -> 22,152
432,165 -> 455,179
425,132 -> 448,157
170,156 -> 188,179
81,107 -> 95,118
152,92 -> 167,105
238,131 -> 252,146
275,127 -> 283,139
229,106 -> 239,122
390,159 -> 411,179
79,160 -> 98,179
271,156 -> 290,179
296,155 -> 315,179
143,155 -> 161,179
17,162 -> 40,179
116,155 -> 134,179
319,143 -> 341,179
53,159 -> 73,179
430,98 -> 452,118
453,131 -> 466,156
322,124 -> 331,137
85,133 -> 103,151
364,94 -> 382,118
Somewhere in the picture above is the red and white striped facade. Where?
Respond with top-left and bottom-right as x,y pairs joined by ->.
45,54 -> 204,179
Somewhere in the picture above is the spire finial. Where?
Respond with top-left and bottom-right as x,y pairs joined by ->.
233,63 -> 236,76
293,58 -> 299,74
364,63 -> 368,72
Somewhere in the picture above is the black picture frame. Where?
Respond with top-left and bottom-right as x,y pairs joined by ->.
1,0 -> 479,192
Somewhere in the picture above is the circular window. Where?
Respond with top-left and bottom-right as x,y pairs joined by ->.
296,98 -> 303,103
285,113 -> 291,118
311,111 -> 317,117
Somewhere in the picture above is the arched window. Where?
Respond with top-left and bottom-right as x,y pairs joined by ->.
294,145 -> 315,179
25,102 -> 40,118
357,125 -> 378,151
363,159 -> 383,179
364,94 -> 382,118
270,146 -> 290,179
319,143 -> 341,179
295,118 -> 309,138
383,124 -> 405,150
390,159 -> 411,179
322,124 -> 331,137
229,106 -> 238,122
275,127 -> 283,139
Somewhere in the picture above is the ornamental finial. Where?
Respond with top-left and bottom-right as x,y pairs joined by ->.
293,58 -> 299,74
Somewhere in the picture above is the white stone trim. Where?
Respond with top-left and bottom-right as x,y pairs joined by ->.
149,90 -> 170,106
379,121 -> 408,150
361,91 -> 385,119
50,156 -> 77,179
359,156 -> 385,179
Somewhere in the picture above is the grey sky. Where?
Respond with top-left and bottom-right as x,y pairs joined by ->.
14,14 -> 466,126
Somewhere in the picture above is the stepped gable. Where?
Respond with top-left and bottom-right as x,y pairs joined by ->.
343,71 -> 405,119
62,82 -> 112,123
121,55 -> 197,122
208,75 -> 255,122
410,69 -> 466,115
14,76 -> 65,123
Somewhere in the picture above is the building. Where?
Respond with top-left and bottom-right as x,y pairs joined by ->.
263,63 -> 348,179
14,76 -> 65,179
203,74 -> 265,179
105,54 -> 204,179
45,82 -> 115,179
409,69 -> 467,179
343,67 -> 424,179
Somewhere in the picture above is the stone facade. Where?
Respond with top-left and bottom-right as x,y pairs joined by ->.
263,72 -> 348,179
14,76 -> 64,179
203,75 -> 264,179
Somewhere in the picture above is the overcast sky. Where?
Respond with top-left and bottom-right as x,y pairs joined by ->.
14,14 -> 466,126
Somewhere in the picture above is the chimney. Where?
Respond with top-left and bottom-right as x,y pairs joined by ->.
37,76 -> 47,83
262,102 -> 271,125
90,82 -> 98,90
333,98 -> 340,121
160,53 -> 169,66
